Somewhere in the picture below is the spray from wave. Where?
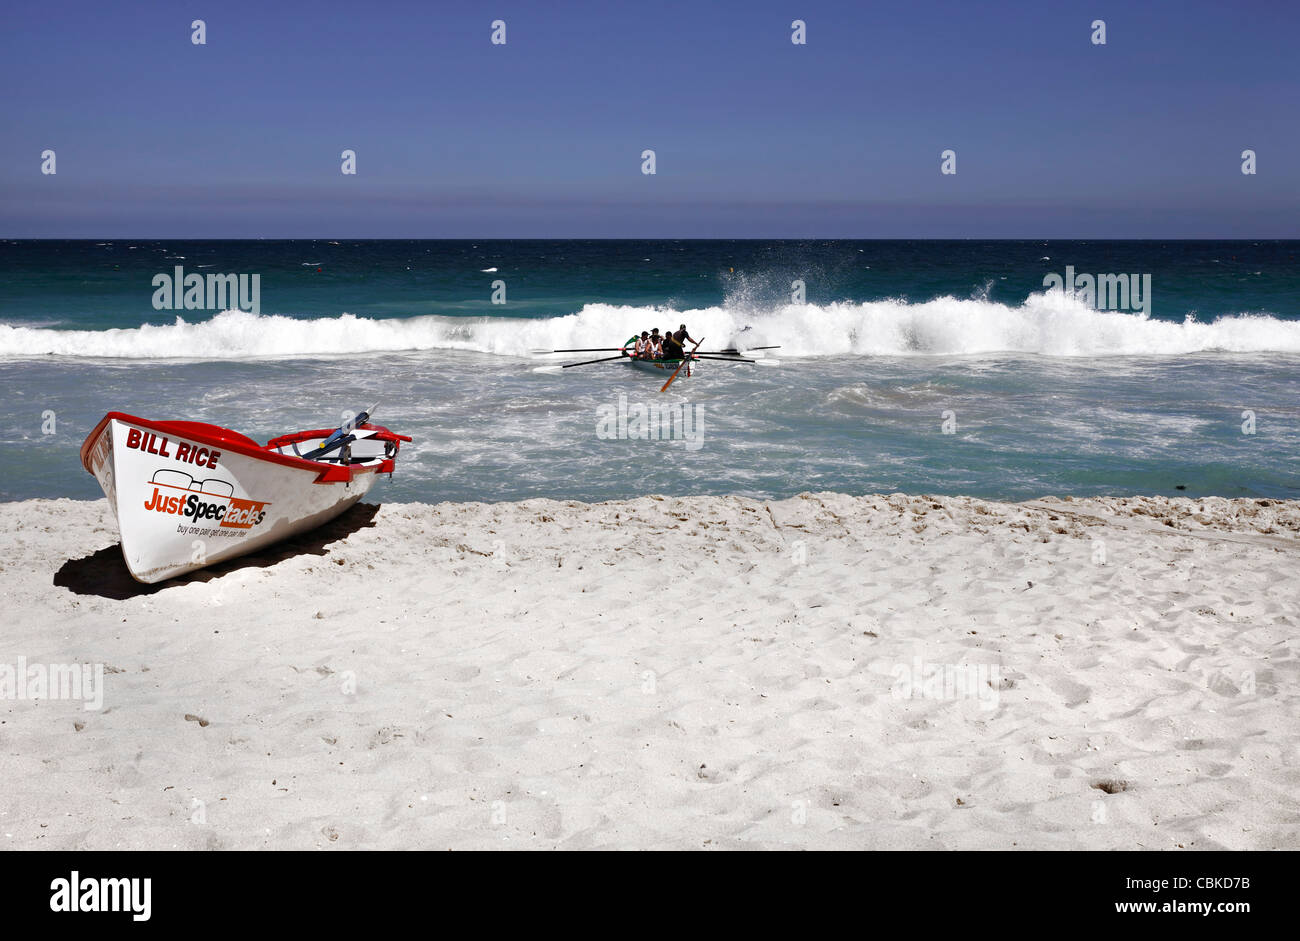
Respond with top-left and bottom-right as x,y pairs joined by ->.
2,291 -> 1299,360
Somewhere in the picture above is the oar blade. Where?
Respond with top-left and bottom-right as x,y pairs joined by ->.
660,337 -> 703,392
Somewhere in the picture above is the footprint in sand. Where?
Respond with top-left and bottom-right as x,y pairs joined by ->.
1047,677 -> 1091,708
1091,779 -> 1130,794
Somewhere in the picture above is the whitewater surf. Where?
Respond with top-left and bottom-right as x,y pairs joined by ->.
4,292 -> 1300,360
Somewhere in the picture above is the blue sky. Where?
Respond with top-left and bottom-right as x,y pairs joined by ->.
1,0 -> 1295,237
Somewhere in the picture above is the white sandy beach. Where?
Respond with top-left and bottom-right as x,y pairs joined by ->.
1,492 -> 1298,850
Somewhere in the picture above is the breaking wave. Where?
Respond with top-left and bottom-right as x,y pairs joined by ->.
3,291 -> 1299,360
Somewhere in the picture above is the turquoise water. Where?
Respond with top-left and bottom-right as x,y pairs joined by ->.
3,239 -> 1298,328
1,240 -> 1298,502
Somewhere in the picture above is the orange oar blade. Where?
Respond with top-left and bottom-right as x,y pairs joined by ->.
659,336 -> 703,393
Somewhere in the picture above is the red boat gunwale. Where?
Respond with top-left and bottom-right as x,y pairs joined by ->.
81,412 -> 410,484
264,427 -> 413,448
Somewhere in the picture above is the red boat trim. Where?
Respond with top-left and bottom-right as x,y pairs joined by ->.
265,427 -> 413,448
81,412 -> 407,484
80,413 -> 115,474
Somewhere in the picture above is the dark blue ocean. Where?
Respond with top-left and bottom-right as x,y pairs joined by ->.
2,239 -> 1298,502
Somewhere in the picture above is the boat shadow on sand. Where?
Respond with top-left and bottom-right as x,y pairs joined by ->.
53,502 -> 383,601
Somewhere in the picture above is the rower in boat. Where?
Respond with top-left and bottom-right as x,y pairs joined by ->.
632,331 -> 651,359
673,323 -> 696,347
661,330 -> 685,360
538,336 -> 777,387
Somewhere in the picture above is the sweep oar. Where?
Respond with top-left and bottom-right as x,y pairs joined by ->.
532,353 -> 628,373
563,353 -> 628,369
530,348 -> 628,354
714,345 -> 781,354
659,337 -> 703,393
694,355 -> 781,367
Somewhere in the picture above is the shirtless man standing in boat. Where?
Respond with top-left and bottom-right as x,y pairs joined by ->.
673,324 -> 696,347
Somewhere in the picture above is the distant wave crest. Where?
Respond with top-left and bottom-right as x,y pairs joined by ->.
2,293 -> 1299,360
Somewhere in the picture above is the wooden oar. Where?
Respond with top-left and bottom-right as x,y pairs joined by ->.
694,355 -> 781,367
659,336 -> 703,393
563,353 -> 629,369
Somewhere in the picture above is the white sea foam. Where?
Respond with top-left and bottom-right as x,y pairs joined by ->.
2,292 -> 1298,360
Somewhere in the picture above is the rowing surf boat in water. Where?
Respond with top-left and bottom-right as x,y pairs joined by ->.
621,336 -> 698,378
534,341 -> 779,391
80,408 -> 411,583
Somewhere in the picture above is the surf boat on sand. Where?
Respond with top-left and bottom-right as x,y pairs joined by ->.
80,406 -> 411,583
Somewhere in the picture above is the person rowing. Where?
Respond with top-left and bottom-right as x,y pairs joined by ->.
660,331 -> 691,361
632,331 -> 651,358
660,329 -> 685,360
649,328 -> 663,358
